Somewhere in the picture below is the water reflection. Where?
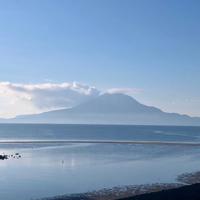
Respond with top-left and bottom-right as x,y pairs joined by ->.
1,143 -> 200,200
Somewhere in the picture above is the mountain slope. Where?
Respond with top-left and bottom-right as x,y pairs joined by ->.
71,93 -> 163,114
5,93 -> 200,126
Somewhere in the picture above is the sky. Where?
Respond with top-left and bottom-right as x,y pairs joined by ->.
0,0 -> 200,118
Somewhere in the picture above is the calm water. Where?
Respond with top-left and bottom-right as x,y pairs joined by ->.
0,124 -> 200,200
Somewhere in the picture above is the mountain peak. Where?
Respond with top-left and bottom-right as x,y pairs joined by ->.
100,93 -> 138,101
71,93 -> 159,114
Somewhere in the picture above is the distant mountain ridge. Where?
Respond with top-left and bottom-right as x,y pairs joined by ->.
1,93 -> 200,126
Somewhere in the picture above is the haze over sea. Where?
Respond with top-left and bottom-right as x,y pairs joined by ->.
1,124 -> 200,200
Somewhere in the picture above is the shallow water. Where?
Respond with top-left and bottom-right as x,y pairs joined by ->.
0,124 -> 200,200
0,124 -> 200,142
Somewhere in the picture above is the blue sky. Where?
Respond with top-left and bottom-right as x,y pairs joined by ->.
0,0 -> 200,117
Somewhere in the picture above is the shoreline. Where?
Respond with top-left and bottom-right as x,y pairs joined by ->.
39,171 -> 200,200
40,183 -> 183,200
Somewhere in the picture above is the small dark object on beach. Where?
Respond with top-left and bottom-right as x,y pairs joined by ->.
0,153 -> 22,160
0,155 -> 8,160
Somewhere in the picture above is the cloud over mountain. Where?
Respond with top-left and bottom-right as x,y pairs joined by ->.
107,87 -> 142,95
0,82 -> 100,118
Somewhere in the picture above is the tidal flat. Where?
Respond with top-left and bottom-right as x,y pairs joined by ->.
1,125 -> 200,200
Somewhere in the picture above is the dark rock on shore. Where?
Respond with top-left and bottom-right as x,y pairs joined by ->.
177,171 -> 200,184
0,154 -> 8,160
0,153 -> 22,160
118,183 -> 200,200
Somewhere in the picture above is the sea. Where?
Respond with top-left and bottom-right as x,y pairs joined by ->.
0,124 -> 200,200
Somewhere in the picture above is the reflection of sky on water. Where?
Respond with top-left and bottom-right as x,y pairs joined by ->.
1,143 -> 200,200
0,124 -> 200,142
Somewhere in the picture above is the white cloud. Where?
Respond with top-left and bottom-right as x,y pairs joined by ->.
107,87 -> 142,96
0,82 -> 100,118
0,82 -> 143,118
